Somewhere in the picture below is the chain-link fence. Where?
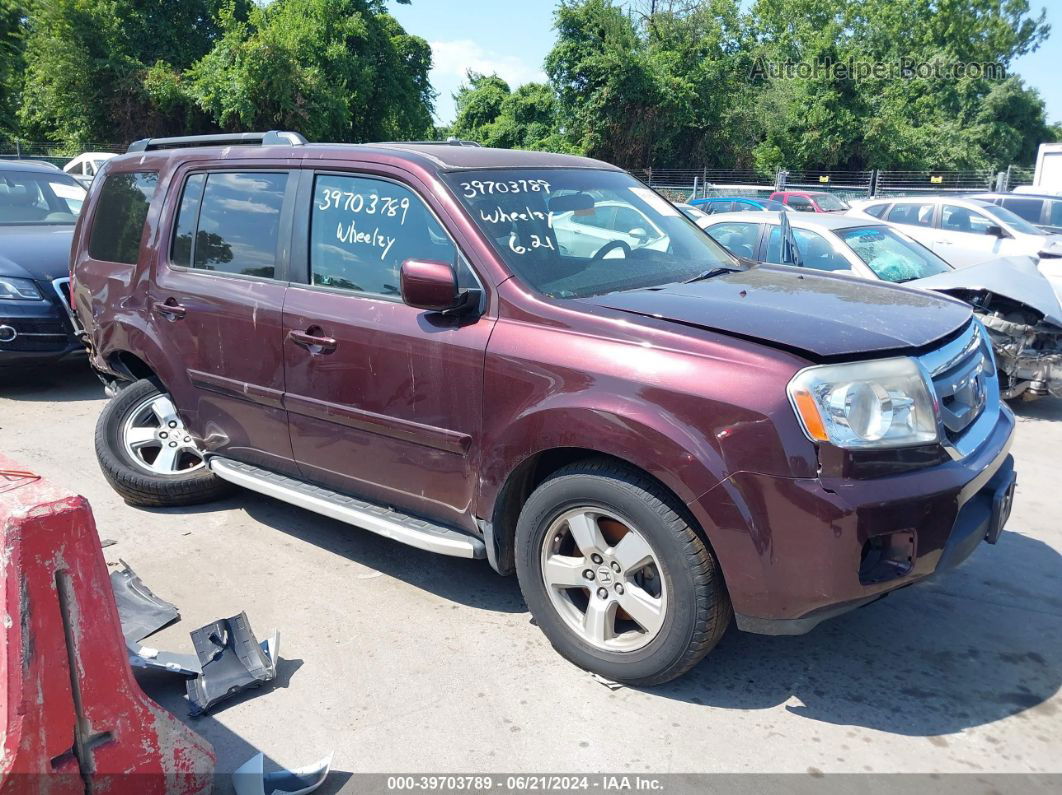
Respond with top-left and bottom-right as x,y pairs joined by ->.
873,169 -> 997,197
0,141 -> 125,168
631,165 -> 1037,201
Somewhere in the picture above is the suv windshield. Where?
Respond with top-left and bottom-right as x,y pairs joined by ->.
0,170 -> 86,224
976,202 -> 1043,236
443,169 -> 738,298
836,225 -> 951,282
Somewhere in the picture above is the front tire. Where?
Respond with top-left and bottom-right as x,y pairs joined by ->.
515,459 -> 731,686
94,378 -> 230,507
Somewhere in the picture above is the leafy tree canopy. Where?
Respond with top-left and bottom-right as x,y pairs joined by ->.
14,0 -> 431,146
4,0 -> 1058,170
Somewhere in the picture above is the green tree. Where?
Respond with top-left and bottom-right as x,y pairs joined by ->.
0,1 -> 24,137
185,0 -> 433,142
17,0 -> 249,145
451,72 -> 512,137
748,0 -> 1052,170
449,74 -> 567,150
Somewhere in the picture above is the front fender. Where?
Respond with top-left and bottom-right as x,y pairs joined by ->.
478,395 -> 728,522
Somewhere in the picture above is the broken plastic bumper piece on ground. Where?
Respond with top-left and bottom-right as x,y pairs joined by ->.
233,752 -> 334,795
186,611 -> 280,715
111,558 -> 180,643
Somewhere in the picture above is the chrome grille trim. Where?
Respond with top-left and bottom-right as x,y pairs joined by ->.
51,277 -> 83,335
918,320 -> 999,461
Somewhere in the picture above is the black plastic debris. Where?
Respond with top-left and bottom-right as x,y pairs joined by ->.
186,612 -> 279,716
110,559 -> 180,644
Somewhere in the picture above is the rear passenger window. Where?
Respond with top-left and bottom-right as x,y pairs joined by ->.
1000,197 -> 1043,224
310,174 -> 474,296
706,222 -> 760,258
887,202 -> 935,227
863,203 -> 888,218
88,172 -> 158,264
170,172 -> 287,278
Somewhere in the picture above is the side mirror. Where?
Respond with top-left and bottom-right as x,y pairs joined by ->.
400,259 -> 460,312
629,227 -> 648,239
985,224 -> 1007,238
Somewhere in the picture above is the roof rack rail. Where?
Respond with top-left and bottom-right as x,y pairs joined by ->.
126,130 -> 307,153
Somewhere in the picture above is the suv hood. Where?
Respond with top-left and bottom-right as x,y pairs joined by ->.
911,256 -> 1062,327
583,266 -> 971,359
0,225 -> 75,281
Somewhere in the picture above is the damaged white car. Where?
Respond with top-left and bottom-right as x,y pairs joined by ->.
698,211 -> 1062,400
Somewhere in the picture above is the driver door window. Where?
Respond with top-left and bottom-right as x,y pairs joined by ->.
941,205 -> 993,235
612,206 -> 662,242
310,174 -> 474,295
787,196 -> 814,212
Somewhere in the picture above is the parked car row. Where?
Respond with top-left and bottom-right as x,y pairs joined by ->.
697,209 -> 1062,400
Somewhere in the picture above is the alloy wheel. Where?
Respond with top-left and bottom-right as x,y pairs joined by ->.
539,507 -> 667,652
121,394 -> 206,476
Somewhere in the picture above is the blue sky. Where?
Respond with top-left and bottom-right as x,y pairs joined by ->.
389,1 -> 1061,126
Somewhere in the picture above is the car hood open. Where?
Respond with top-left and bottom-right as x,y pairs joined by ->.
582,265 -> 972,359
0,225 -> 75,282
911,256 -> 1062,327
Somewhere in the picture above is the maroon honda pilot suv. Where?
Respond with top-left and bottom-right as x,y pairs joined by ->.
72,132 -> 1016,684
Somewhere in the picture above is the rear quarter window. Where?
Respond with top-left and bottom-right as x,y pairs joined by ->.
88,172 -> 158,264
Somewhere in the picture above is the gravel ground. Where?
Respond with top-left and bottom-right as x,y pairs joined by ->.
1,361 -> 1060,786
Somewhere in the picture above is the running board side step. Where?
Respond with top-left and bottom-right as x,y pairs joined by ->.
208,457 -> 485,560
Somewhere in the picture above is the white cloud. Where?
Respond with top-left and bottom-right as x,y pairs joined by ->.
429,39 -> 547,124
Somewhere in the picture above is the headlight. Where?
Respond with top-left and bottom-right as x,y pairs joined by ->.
0,277 -> 43,300
787,357 -> 938,449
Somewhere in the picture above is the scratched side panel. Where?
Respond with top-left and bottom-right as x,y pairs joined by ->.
283,287 -> 494,531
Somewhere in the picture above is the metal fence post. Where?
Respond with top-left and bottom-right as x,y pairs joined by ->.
869,169 -> 878,197
775,170 -> 787,191
14,141 -> 20,159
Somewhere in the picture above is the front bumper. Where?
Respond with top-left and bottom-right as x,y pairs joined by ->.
0,281 -> 84,367
690,405 -> 1016,635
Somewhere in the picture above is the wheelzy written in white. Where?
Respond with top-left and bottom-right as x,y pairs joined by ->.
335,219 -> 396,260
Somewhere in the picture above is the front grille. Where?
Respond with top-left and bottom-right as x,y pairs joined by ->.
919,322 -> 994,446
0,317 -> 70,352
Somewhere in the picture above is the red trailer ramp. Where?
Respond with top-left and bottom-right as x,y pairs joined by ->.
0,458 -> 214,794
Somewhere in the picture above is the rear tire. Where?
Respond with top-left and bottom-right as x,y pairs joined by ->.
515,458 -> 731,686
94,378 -> 230,507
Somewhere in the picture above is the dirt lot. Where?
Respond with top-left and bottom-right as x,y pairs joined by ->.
1,362 -> 1060,781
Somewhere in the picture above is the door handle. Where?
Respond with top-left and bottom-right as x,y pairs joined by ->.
153,298 -> 186,319
288,328 -> 337,353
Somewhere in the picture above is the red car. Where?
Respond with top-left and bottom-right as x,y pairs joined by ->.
72,133 -> 1015,684
770,190 -> 850,213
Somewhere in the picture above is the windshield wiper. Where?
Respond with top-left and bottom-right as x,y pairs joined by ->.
683,266 -> 738,284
